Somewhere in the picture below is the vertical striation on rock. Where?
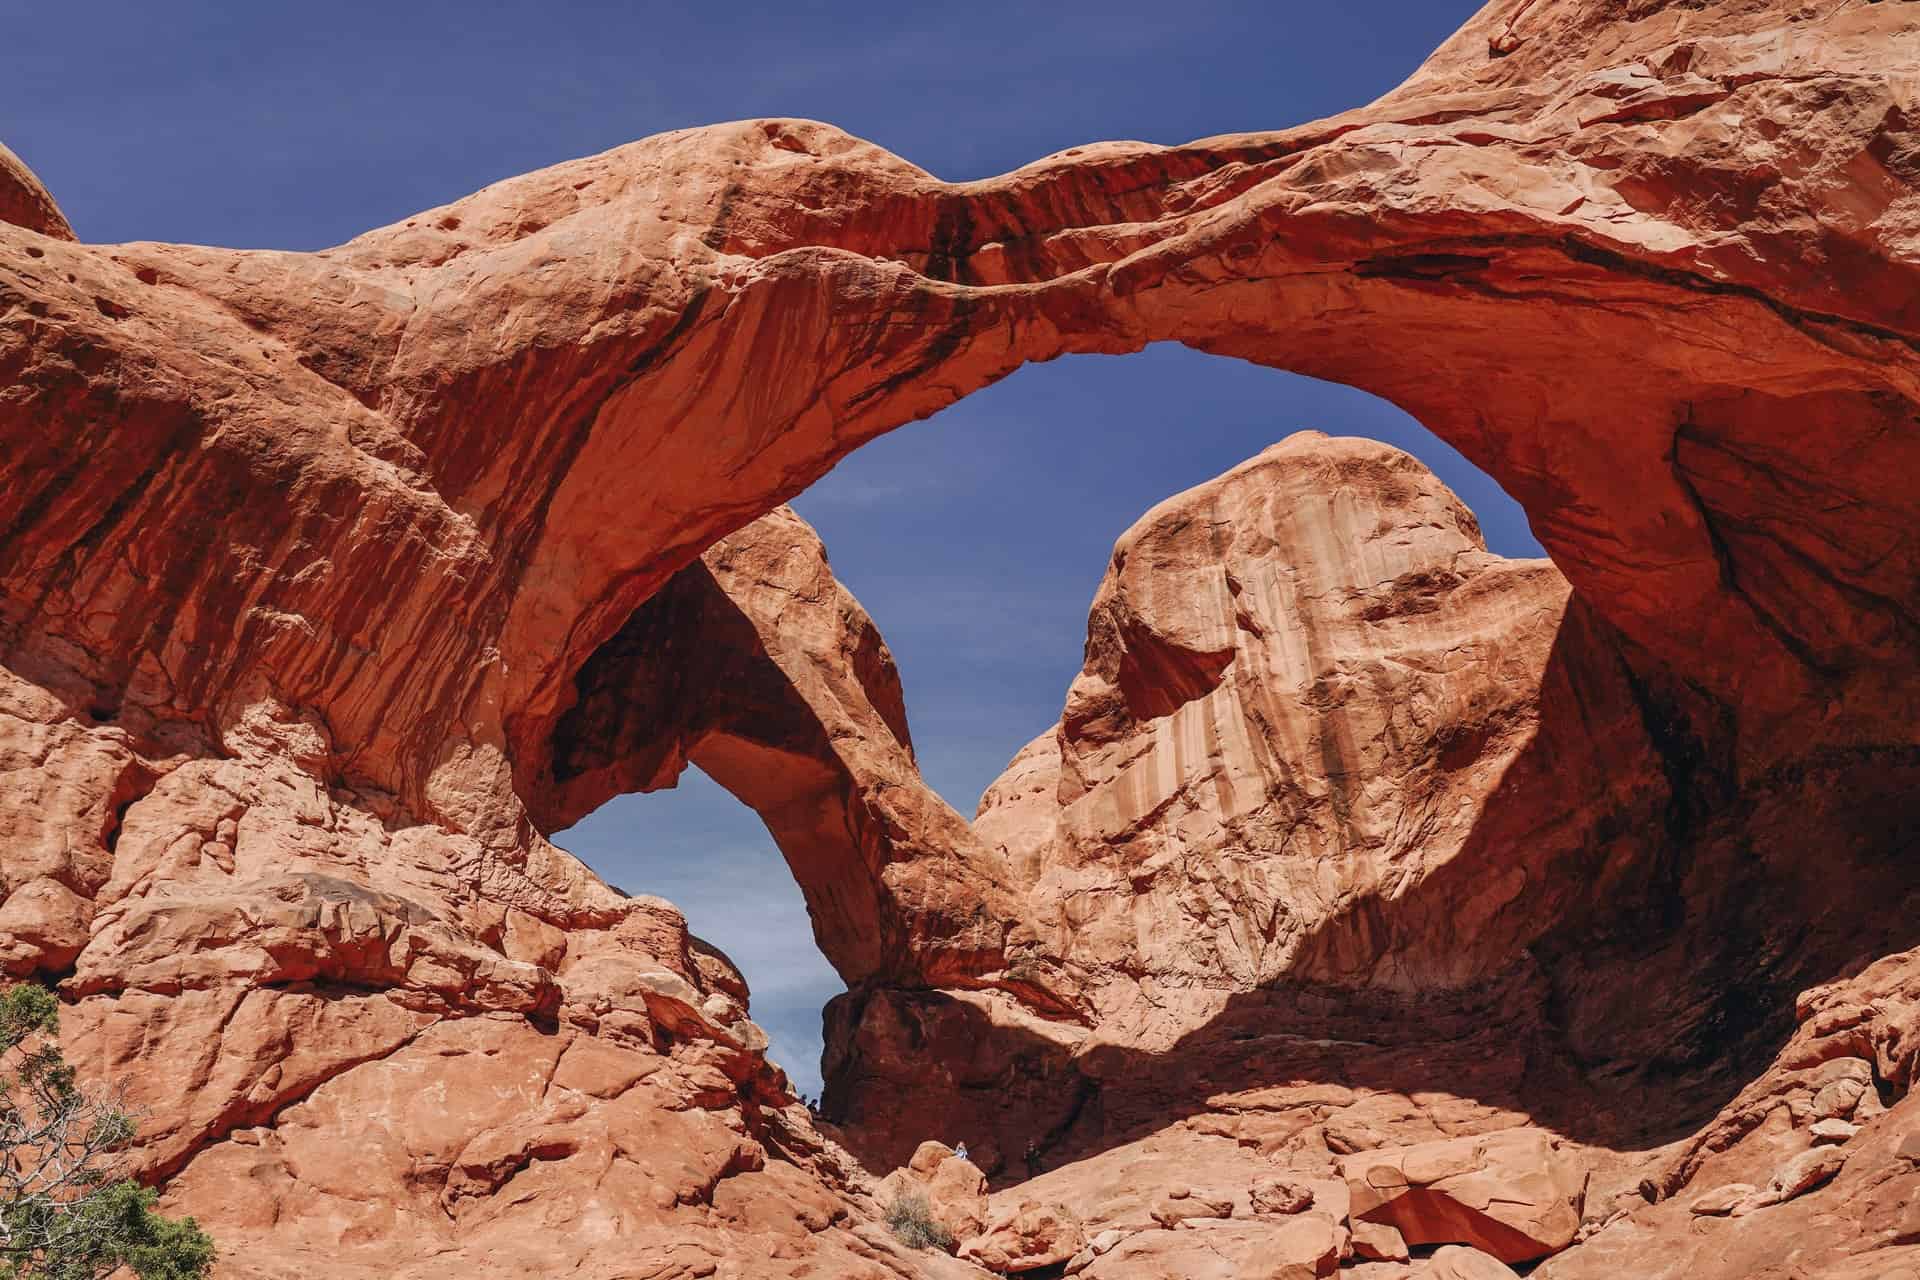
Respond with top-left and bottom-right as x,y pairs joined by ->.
828,432 -> 1678,1173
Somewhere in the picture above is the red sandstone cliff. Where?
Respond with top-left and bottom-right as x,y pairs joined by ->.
3,0 -> 1919,1275
832,432 -> 1920,1278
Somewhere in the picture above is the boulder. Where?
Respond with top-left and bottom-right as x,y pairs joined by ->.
1352,1218 -> 1410,1263
1150,1189 -> 1234,1228
1062,1227 -> 1126,1276
1424,1245 -> 1520,1280
0,876 -> 91,972
925,1156 -> 991,1240
1811,1076 -> 1868,1122
877,1150 -> 988,1244
1343,1129 -> 1583,1263
1810,1119 -> 1860,1146
1730,1146 -> 1847,1216
909,1141 -> 958,1178
1251,1175 -> 1316,1216
1689,1184 -> 1756,1217
961,1200 -> 1086,1273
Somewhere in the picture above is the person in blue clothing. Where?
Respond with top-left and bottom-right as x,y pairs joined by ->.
953,1141 -> 970,1162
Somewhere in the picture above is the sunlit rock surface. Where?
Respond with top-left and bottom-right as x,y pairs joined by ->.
3,0 -> 1919,1274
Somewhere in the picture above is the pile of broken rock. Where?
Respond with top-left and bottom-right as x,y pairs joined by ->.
878,1129 -> 1576,1277
877,1093 -> 1893,1280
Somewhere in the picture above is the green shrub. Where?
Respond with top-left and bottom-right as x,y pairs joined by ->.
884,1191 -> 956,1253
0,983 -> 215,1279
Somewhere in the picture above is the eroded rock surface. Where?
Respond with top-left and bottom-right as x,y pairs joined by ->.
2,0 -> 1918,1276
827,433 -> 1663,1172
534,504 -> 1049,995
0,507 -> 984,1277
0,143 -> 71,241
1342,1129 -> 1584,1263
876,1141 -> 990,1246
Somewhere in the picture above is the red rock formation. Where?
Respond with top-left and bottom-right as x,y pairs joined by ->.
825,432 -> 1628,1163
876,1141 -> 990,1244
0,143 -> 71,242
0,0 -> 1916,1276
994,432 -> 1601,998
1342,1129 -> 1584,1263
0,504 -> 972,1273
530,504 -> 1045,994
958,1199 -> 1087,1274
830,428 -> 1920,1277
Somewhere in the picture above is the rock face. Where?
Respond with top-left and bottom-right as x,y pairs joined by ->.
876,1141 -> 990,1244
0,144 -> 71,241
958,1199 -> 1086,1274
827,431 -> 1687,1174
1,1 -> 1918,1277
1342,1130 -> 1584,1263
0,506 -> 989,1276
990,432 -> 1587,998
532,504 -> 1041,995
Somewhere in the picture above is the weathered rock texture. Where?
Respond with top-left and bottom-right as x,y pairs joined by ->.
532,504 -> 1043,995
2,0 -> 1919,1276
0,143 -> 71,242
826,432 -> 1642,1170
1343,1129 -> 1583,1263
987,432 -> 1586,998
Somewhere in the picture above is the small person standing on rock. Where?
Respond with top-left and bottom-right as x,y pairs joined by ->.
953,1141 -> 970,1162
1024,1138 -> 1043,1179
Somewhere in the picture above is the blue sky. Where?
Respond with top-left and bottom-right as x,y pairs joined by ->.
6,1 -> 1523,1097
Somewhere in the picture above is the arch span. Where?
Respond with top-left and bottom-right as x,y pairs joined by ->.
3,3 -> 1911,880
1,1 -> 1917,1232
533,505 -> 1042,996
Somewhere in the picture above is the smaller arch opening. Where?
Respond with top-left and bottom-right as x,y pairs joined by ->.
555,764 -> 845,1102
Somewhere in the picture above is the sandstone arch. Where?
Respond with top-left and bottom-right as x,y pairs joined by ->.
3,1 -> 1919,1274
3,4 -> 1912,897
3,0 -> 1915,1089
0,0 -> 1912,1076
533,504 -> 1040,994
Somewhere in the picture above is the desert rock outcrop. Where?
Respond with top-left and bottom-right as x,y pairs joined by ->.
2,0 -> 1918,1277
827,432 -> 1652,1171
876,1141 -> 991,1245
531,503 -> 1046,995
1342,1129 -> 1584,1262
0,499 -> 977,1275
0,143 -> 71,242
